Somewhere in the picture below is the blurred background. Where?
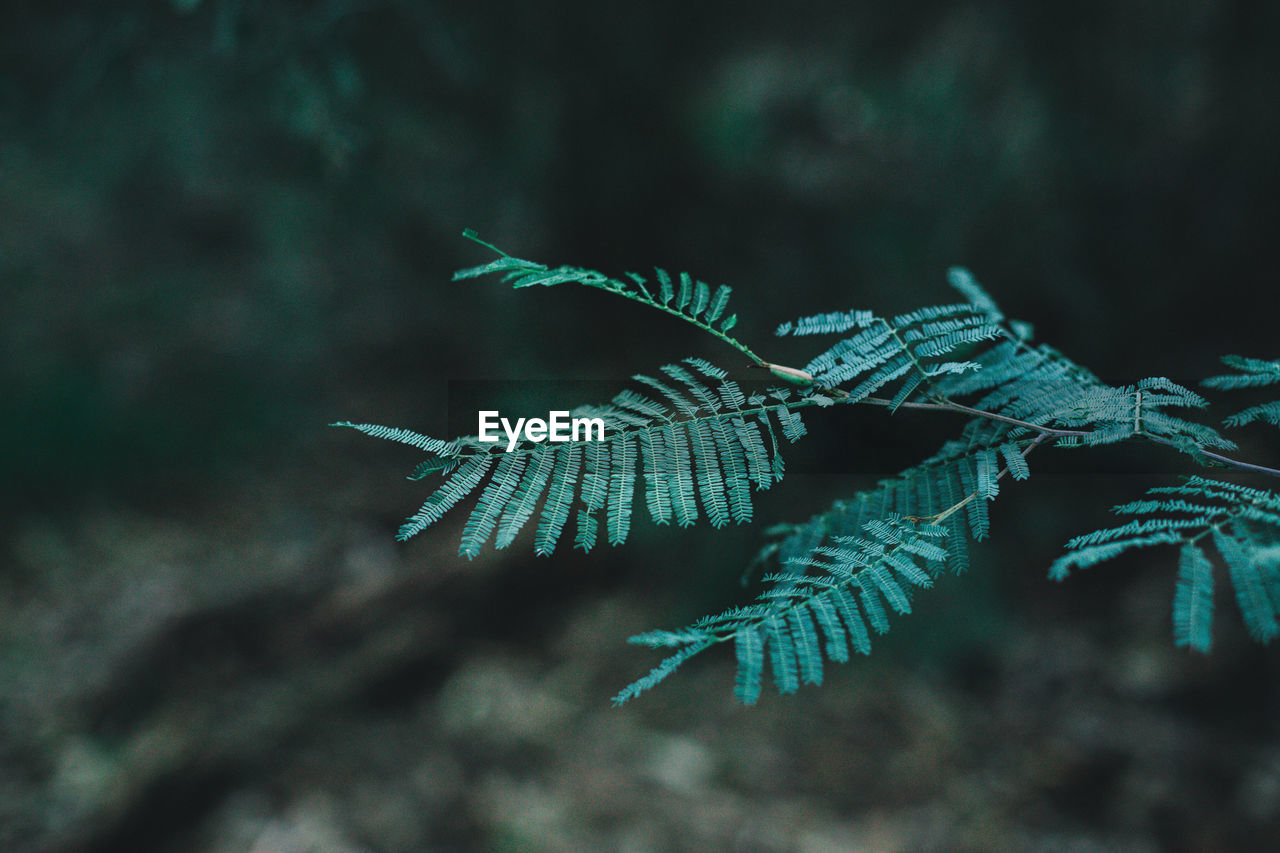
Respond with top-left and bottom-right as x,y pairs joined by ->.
3,1 -> 1279,850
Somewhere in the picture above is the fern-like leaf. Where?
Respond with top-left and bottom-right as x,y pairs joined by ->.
336,359 -> 819,557
733,626 -> 765,705
1213,527 -> 1279,642
777,269 -> 1004,407
1203,355 -> 1280,390
536,443 -> 581,555
1051,475 -> 1280,650
614,515 -> 949,705
454,233 -> 758,360
933,337 -> 1237,455
762,419 -> 1029,600
1224,401 -> 1280,429
611,639 -> 713,707
1173,541 -> 1215,652
495,445 -> 555,550
395,454 -> 493,541
1204,354 -> 1280,428
460,453 -> 528,557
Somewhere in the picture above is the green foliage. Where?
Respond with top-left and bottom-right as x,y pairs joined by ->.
779,294 -> 1000,407
1204,355 -> 1280,428
453,230 -> 756,365
337,235 -> 1280,705
617,515 -> 948,705
334,358 -> 824,557
1051,476 -> 1280,650
1204,355 -> 1280,391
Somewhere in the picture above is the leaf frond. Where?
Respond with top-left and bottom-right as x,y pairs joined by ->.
455,235 -> 763,363
1204,354 -> 1280,429
340,359 -> 818,556
1203,355 -> 1280,390
1051,475 -> 1280,649
614,515 -> 949,704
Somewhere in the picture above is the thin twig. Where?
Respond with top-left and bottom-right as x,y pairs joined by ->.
1141,434 -> 1280,479
925,433 -> 1049,526
863,396 -> 1092,438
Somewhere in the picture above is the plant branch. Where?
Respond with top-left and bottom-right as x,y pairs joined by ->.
863,396 -> 1092,438
1141,434 -> 1280,479
924,432 -> 1049,526
460,235 -> 1279,483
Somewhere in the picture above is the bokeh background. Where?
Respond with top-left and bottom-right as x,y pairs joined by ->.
3,2 -> 1279,850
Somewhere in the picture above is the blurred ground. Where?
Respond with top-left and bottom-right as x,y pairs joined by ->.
3,2 -> 1279,850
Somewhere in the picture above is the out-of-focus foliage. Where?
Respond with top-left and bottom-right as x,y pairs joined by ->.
5,1 -> 1279,512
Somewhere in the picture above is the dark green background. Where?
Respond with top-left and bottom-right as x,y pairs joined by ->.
3,3 -> 1278,851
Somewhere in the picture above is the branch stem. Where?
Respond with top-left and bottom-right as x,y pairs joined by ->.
1141,434 -> 1280,479
863,396 -> 1092,438
925,433 -> 1049,526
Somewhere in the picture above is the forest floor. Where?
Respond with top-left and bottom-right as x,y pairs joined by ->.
4,453 -> 1279,853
